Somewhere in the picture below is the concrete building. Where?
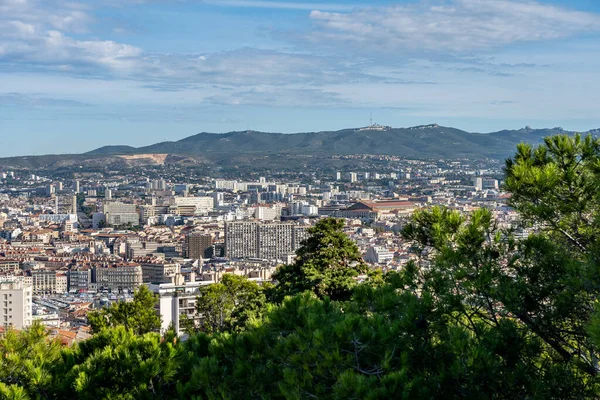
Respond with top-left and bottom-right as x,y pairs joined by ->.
0,280 -> 33,330
255,207 -> 279,221
94,264 -> 143,292
349,172 -> 357,183
45,184 -> 55,197
102,202 -> 139,226
185,233 -> 213,259
141,262 -> 180,284
225,221 -> 259,259
483,178 -> 499,190
67,268 -> 92,293
364,246 -> 395,264
31,271 -> 68,295
150,274 -> 207,335
0,260 -> 19,274
225,221 -> 309,261
174,197 -> 213,215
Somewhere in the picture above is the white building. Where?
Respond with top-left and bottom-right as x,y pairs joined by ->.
31,271 -> 68,295
174,196 -> 214,215
150,274 -> 210,335
364,246 -> 394,264
39,214 -> 77,224
0,280 -> 33,330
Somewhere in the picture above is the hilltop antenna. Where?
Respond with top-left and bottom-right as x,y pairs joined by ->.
370,112 -> 373,126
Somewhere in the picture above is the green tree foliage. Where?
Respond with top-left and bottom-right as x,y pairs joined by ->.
55,327 -> 179,399
271,217 -> 368,301
401,206 -> 597,395
87,286 -> 161,335
504,133 -> 600,254
0,322 -> 62,400
194,274 -> 266,334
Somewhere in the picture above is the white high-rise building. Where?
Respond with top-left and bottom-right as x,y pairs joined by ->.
225,221 -> 309,262
0,280 -> 33,330
349,172 -> 357,183
336,171 -> 342,181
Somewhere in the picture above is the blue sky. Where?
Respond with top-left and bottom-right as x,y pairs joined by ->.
1,0 -> 600,156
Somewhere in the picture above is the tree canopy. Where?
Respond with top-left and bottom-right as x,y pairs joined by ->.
87,285 -> 161,335
270,217 -> 368,302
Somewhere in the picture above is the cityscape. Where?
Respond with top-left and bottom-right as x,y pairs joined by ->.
2,0 -> 600,398
0,149 -> 510,337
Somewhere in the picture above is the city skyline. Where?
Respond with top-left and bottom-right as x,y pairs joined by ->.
2,0 -> 600,156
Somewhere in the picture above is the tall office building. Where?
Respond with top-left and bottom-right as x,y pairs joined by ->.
336,171 -> 342,181
349,172 -> 357,183
0,280 -> 33,330
105,189 -> 112,200
74,180 -> 80,193
185,233 -> 213,259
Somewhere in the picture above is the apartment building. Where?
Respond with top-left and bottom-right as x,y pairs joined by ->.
94,264 -> 143,292
225,221 -> 309,262
0,280 -> 33,330
141,261 -> 180,284
67,268 -> 92,293
185,233 -> 213,259
149,273 -> 208,336
31,270 -> 68,295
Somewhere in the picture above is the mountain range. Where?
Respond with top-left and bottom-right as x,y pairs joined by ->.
2,124 -> 599,169
85,124 -> 598,159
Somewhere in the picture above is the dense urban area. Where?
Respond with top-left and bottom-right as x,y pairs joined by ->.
0,150 -> 507,337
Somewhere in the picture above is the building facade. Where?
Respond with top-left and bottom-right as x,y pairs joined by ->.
225,221 -> 309,261
0,280 -> 33,330
185,233 -> 213,259
94,264 -> 143,292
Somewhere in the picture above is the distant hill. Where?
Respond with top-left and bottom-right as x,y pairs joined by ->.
2,125 -> 598,170
85,124 -> 597,159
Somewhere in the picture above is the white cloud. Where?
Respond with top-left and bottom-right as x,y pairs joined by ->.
201,0 -> 357,12
0,0 -> 139,73
309,0 -> 600,52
